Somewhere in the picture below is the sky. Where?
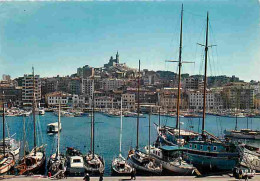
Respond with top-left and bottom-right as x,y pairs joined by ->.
0,0 -> 259,81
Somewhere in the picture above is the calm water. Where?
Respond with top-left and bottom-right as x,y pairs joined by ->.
1,112 -> 260,176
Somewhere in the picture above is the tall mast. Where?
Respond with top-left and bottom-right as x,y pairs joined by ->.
119,97 -> 123,156
32,67 -> 37,155
158,107 -> 161,128
136,60 -> 140,150
92,79 -> 95,158
57,94 -> 61,157
176,4 -> 183,130
2,99 -> 5,157
23,115 -> 26,158
202,12 -> 209,136
148,107 -> 151,157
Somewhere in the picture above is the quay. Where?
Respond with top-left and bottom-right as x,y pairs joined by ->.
1,175 -> 260,181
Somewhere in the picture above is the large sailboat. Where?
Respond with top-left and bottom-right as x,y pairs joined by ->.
182,13 -> 239,171
16,68 -> 46,175
127,60 -> 162,175
111,98 -> 133,175
83,79 -> 105,175
47,97 -> 66,179
145,6 -> 199,175
155,5 -> 199,146
0,100 -> 15,174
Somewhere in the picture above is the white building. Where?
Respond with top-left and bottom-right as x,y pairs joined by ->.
81,78 -> 94,97
93,96 -> 114,108
45,91 -> 72,107
101,78 -> 123,91
22,74 -> 41,107
188,90 -> 215,110
122,93 -> 135,110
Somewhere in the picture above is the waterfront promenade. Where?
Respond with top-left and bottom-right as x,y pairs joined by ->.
1,175 -> 260,181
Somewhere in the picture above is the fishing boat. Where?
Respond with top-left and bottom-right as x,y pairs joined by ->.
0,101 -> 15,174
238,144 -> 260,172
83,79 -> 105,175
124,111 -> 146,118
224,116 -> 260,140
144,145 -> 198,175
47,122 -> 62,134
111,98 -> 133,175
183,13 -> 239,172
127,61 -> 162,175
16,67 -> 46,175
65,147 -> 85,176
0,137 -> 20,157
47,98 -> 66,179
0,106 -> 20,157
224,129 -> 260,140
39,108 -> 45,115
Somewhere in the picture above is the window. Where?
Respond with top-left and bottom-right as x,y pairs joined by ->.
73,159 -> 82,163
213,146 -> 217,151
194,145 -> 197,149
207,146 -> 211,151
189,144 -> 192,148
200,145 -> 203,150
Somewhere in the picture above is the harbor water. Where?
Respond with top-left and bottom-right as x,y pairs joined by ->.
1,112 -> 260,176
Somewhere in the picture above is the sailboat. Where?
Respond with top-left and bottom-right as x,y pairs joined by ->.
155,5 -> 199,146
83,79 -> 105,175
224,111 -> 260,140
0,100 -> 15,174
183,12 -> 239,171
16,67 -> 46,175
127,60 -> 162,175
0,104 -> 20,157
47,96 -> 66,179
111,98 -> 133,175
146,93 -> 198,175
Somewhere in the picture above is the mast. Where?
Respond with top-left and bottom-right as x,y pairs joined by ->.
2,100 -> 5,157
57,94 -> 61,158
119,97 -> 123,156
32,67 -> 37,155
136,60 -> 140,150
148,107 -> 151,157
202,12 -> 209,136
176,4 -> 183,130
158,107 -> 161,128
23,115 -> 26,158
92,79 -> 95,158
247,117 -> 249,129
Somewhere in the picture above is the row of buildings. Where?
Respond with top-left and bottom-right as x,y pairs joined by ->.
1,52 -> 259,111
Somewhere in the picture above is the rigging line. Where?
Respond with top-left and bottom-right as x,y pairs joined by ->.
209,21 -> 220,76
167,11 -> 183,63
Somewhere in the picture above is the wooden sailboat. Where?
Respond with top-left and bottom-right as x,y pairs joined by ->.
16,67 -> 46,175
47,96 -> 66,179
0,100 -> 15,174
183,12 -> 239,172
127,60 -> 162,175
111,98 -> 133,175
156,5 -> 199,146
83,79 -> 105,175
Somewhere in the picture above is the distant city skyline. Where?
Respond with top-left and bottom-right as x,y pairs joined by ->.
0,1 -> 259,81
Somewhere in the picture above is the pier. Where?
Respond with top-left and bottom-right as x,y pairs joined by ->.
1,174 -> 260,180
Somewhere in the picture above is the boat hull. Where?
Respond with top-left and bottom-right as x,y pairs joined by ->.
0,153 -> 15,175
184,151 -> 238,171
127,154 -> 162,175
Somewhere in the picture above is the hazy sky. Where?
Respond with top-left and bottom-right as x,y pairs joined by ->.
0,0 -> 259,81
